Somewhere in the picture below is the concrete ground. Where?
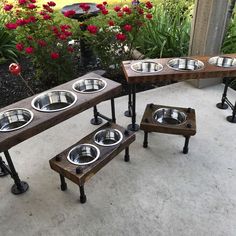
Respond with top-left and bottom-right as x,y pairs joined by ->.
0,81 -> 236,236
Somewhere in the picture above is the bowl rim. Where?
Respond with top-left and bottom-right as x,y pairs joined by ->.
0,108 -> 34,132
31,89 -> 77,112
167,57 -> 205,71
208,55 -> 236,67
72,78 -> 107,94
67,143 -> 100,166
130,60 -> 164,73
93,128 -> 123,147
152,107 -> 187,126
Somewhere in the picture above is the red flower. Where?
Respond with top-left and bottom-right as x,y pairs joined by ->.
117,12 -> 123,17
64,30 -> 72,37
146,13 -> 152,19
145,1 -> 153,9
108,20 -> 114,26
47,1 -> 56,7
9,63 -> 21,76
116,33 -> 126,41
80,3 -> 90,12
27,35 -> 34,40
18,0 -> 27,5
51,52 -> 59,59
43,4 -> 53,13
60,24 -> 71,31
40,11 -> 46,15
27,3 -> 37,9
137,7 -> 144,15
67,46 -> 74,53
37,40 -> 47,47
102,9 -> 108,15
123,24 -> 132,32
87,25 -> 98,34
43,14 -> 51,20
29,16 -> 37,23
59,34 -> 66,40
3,4 -> 13,11
123,6 -> 132,14
16,43 -> 24,51
103,1 -> 107,5
25,47 -> 34,54
96,4 -> 104,10
16,19 -> 26,26
30,0 -> 36,3
114,6 -> 121,12
5,23 -> 18,30
64,10 -> 76,18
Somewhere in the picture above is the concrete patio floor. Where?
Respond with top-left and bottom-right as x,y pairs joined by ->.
0,81 -> 236,236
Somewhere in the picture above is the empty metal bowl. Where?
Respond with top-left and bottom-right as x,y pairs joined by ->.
167,58 -> 204,71
67,144 -> 100,166
153,108 -> 187,125
94,128 -> 123,146
31,90 -> 77,112
72,78 -> 107,93
0,108 -> 34,132
131,61 -> 163,73
208,56 -> 236,67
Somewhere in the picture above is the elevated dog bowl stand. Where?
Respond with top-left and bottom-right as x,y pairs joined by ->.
140,104 -> 196,154
0,73 -> 121,195
216,78 -> 236,123
49,122 -> 135,203
122,54 -> 236,131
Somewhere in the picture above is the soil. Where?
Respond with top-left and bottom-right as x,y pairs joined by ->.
0,57 -> 176,109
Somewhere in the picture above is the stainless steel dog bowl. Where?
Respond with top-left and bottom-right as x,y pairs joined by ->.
208,56 -> 236,67
153,108 -> 187,125
167,58 -> 204,71
0,108 -> 34,132
131,61 -> 163,73
31,90 -> 77,112
94,128 -> 123,146
67,144 -> 100,166
72,78 -> 107,93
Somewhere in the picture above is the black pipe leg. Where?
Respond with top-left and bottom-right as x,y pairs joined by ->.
0,156 -> 9,177
60,174 -> 67,191
111,98 -> 116,123
216,77 -> 230,109
226,100 -> 236,123
4,151 -> 29,194
79,185 -> 87,204
127,84 -> 139,131
124,87 -> 132,117
143,132 -> 148,148
124,147 -> 130,162
90,105 -> 102,125
183,136 -> 190,154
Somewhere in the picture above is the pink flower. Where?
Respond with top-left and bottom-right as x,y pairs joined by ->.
64,10 -> 76,18
123,24 -> 132,32
3,4 -> 13,11
5,23 -> 18,30
9,63 -> 21,76
25,47 -> 34,54
116,33 -> 126,41
146,13 -> 152,19
114,6 -> 121,12
51,52 -> 59,59
43,14 -> 51,20
18,0 -> 27,5
102,9 -> 108,15
145,1 -> 153,9
87,25 -> 98,34
37,40 -> 47,47
16,43 -> 24,51
27,3 -> 36,9
108,20 -> 114,26
47,1 -> 56,7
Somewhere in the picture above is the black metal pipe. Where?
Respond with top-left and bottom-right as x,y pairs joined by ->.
111,98 -> 116,123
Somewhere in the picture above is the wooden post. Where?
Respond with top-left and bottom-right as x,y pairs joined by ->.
188,0 -> 232,88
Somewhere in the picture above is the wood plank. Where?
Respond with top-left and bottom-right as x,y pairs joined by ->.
0,73 -> 122,152
122,54 -> 236,84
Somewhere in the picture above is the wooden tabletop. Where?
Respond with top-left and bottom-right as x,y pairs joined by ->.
122,54 -> 236,84
0,73 -> 122,152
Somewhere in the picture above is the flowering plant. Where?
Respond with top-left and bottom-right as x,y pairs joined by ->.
64,1 -> 153,72
3,0 -> 76,86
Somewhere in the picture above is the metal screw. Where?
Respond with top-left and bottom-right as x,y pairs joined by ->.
55,155 -> 61,162
76,167 -> 83,174
186,123 -> 192,128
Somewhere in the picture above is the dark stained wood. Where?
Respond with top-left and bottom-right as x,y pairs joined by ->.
0,73 -> 122,152
49,122 -> 135,186
122,54 -> 236,84
140,104 -> 196,136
